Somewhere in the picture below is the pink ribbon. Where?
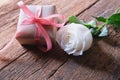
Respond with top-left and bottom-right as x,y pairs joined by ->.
18,1 -> 65,52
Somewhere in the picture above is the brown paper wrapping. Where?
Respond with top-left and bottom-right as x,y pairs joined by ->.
16,5 -> 57,46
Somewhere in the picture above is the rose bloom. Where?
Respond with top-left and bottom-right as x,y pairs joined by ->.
56,23 -> 93,56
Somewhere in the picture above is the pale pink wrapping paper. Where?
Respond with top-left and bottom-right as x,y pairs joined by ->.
16,5 -> 57,46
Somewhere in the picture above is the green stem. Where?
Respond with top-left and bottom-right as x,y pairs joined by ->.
97,23 -> 106,31
92,23 -> 106,36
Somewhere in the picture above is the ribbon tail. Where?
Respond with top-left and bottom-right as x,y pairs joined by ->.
36,24 -> 52,52
17,1 -> 34,17
0,35 -> 15,53
34,25 -> 41,43
43,14 -> 65,27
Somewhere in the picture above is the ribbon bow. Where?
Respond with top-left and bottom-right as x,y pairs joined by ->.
18,1 -> 65,52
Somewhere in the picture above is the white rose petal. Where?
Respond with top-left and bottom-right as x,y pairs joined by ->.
56,23 -> 93,56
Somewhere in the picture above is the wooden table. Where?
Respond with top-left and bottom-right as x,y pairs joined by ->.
0,0 -> 120,80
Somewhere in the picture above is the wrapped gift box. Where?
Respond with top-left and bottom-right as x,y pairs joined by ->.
16,4 -> 57,46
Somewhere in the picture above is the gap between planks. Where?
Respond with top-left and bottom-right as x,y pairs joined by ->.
49,0 -> 120,80
47,0 -> 101,79
0,0 -> 101,79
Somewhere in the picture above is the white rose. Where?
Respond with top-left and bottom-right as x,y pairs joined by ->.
56,23 -> 93,56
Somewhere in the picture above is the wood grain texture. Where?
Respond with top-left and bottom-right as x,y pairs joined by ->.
50,0 -> 120,80
0,0 -> 99,80
0,0 -> 120,80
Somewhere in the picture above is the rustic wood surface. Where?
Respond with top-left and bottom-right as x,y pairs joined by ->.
0,0 -> 120,80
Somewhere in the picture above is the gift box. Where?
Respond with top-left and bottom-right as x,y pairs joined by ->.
15,1 -> 65,51
16,4 -> 56,44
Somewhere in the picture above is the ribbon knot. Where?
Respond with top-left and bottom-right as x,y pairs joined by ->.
31,18 -> 39,23
18,1 -> 65,52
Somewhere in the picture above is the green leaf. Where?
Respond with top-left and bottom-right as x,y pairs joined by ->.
107,13 -> 120,28
108,13 -> 120,22
68,16 -> 87,24
111,21 -> 120,28
68,16 -> 92,28
68,16 -> 80,24
93,16 -> 107,23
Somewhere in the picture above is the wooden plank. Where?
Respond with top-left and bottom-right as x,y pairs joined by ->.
49,0 -> 120,80
0,0 -> 98,80
0,0 -> 10,6
0,46 -> 68,80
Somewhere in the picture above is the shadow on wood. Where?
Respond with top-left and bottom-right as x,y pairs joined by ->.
23,44 -> 69,63
21,36 -> 120,79
69,38 -> 120,80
